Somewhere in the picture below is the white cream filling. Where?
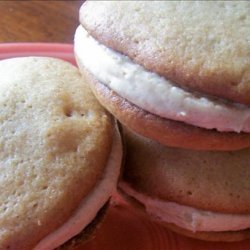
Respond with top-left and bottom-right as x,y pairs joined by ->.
34,125 -> 122,250
119,182 -> 250,232
74,25 -> 250,133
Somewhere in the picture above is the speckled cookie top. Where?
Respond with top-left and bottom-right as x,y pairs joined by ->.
122,127 -> 250,214
80,1 -> 250,105
0,57 -> 113,249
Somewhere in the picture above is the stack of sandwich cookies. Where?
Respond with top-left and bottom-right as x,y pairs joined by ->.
74,1 -> 250,241
0,57 -> 122,249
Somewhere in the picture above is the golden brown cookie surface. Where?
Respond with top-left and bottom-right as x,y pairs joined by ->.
0,57 -> 113,249
80,1 -> 250,105
122,127 -> 250,214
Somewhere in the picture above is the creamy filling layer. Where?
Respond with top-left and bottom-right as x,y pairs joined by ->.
74,25 -> 250,133
119,182 -> 250,232
34,125 -> 122,249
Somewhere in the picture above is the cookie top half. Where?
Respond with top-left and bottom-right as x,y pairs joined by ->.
80,1 -> 250,105
0,57 -> 113,249
122,127 -> 250,214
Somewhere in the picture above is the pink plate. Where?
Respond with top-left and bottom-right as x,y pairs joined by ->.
0,43 -> 249,250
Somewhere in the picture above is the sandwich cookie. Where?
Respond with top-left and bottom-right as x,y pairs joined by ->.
119,127 -> 250,242
74,1 -> 250,150
0,57 -> 122,249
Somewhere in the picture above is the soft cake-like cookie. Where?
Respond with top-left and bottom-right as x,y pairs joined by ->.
75,1 -> 250,150
119,127 -> 250,242
0,57 -> 122,249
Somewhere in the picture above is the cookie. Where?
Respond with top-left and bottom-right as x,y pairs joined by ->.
118,127 -> 250,241
75,1 -> 250,150
80,1 -> 250,105
0,57 -> 122,249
